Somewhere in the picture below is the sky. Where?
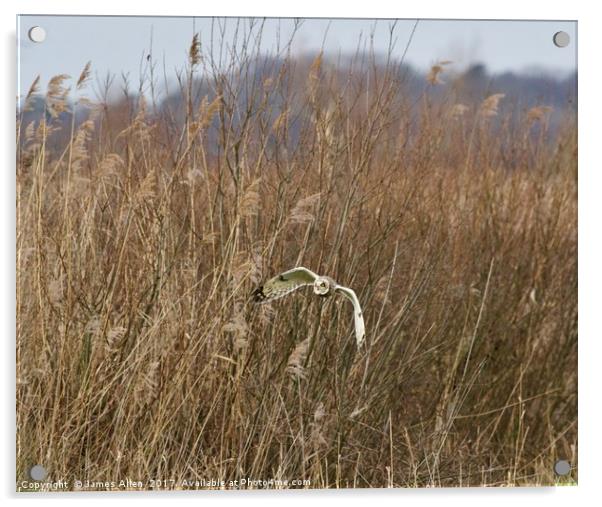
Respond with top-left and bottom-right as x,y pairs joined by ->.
16,15 -> 577,99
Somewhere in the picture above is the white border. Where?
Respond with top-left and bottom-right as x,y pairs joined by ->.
2,1 -> 600,506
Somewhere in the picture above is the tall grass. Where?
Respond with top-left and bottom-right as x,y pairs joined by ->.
16,28 -> 577,489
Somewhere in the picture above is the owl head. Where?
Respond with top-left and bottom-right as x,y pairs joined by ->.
313,277 -> 332,296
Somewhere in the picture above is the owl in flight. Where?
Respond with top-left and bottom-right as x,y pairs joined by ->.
252,267 -> 365,347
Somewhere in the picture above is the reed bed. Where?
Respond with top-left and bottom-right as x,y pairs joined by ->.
16,30 -> 577,489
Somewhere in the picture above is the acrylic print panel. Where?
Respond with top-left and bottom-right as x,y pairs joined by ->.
16,15 -> 577,491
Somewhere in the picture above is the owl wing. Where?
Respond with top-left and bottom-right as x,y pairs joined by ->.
334,285 -> 366,348
252,267 -> 319,303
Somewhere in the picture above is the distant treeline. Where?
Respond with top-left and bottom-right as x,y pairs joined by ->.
18,55 -> 577,156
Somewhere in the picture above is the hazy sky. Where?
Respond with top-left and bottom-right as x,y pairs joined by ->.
17,15 -> 577,98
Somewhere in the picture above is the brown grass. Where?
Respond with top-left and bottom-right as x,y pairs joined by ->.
16,32 -> 577,490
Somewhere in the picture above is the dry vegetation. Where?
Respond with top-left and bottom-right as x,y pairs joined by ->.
16,26 -> 577,489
